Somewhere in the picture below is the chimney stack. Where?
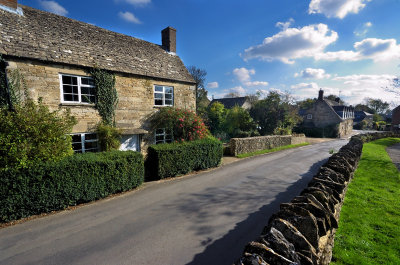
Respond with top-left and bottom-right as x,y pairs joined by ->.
0,0 -> 17,9
162,26 -> 176,53
318,89 -> 324,101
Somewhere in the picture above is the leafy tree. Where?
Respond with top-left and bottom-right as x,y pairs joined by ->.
207,101 -> 226,135
187,66 -> 209,113
325,94 -> 345,105
148,107 -> 209,142
297,98 -> 316,110
365,98 -> 389,115
250,91 -> 301,135
223,106 -> 259,138
354,103 -> 375,114
0,99 -> 76,171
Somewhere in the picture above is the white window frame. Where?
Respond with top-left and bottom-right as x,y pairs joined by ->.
154,85 -> 174,106
307,114 -> 312,119
155,128 -> 173,144
71,133 -> 99,153
60,74 -> 96,104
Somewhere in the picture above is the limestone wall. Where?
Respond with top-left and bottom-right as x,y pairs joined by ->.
236,132 -> 400,265
229,134 -> 306,156
338,119 -> 353,138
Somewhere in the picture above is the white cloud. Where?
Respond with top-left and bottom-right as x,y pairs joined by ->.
226,86 -> 247,96
317,38 -> 400,62
295,68 -> 331,79
39,1 -> 68,16
232,67 -> 268,87
207,82 -> 219,89
309,0 -> 371,19
118,11 -> 141,24
242,24 -> 338,64
276,18 -> 295,30
116,0 -> 151,6
354,21 -> 373,37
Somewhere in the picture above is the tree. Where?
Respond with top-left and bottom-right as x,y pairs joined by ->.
186,66 -> 209,113
223,106 -> 258,138
207,101 -> 226,135
354,103 -> 375,114
297,98 -> 316,110
365,98 -> 389,115
250,91 -> 301,135
325,94 -> 345,105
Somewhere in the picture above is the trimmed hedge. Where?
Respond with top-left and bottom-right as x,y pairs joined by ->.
0,151 -> 144,223
145,138 -> 223,180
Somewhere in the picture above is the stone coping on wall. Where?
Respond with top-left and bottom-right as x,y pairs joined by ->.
235,132 -> 400,265
230,134 -> 306,156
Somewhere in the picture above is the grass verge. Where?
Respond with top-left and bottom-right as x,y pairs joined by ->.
331,137 -> 400,265
236,142 -> 309,158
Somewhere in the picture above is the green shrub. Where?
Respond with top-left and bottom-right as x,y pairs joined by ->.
96,123 -> 121,151
0,99 -> 76,171
145,137 -> 223,180
0,150 -> 144,222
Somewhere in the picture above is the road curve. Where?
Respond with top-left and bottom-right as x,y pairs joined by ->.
0,139 -> 348,265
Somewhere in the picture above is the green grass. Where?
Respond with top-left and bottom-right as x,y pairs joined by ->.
331,138 -> 400,265
236,142 -> 309,158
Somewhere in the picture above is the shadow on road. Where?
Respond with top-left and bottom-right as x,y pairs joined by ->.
185,158 -> 327,265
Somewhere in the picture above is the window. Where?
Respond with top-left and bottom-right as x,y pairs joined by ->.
307,114 -> 312,119
154,85 -> 173,106
155,128 -> 173,144
71,133 -> 99,153
60,74 -> 96,104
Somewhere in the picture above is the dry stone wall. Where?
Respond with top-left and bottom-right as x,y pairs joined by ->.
236,132 -> 400,265
230,134 -> 306,156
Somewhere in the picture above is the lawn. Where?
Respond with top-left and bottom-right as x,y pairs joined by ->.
236,142 -> 309,158
331,137 -> 400,265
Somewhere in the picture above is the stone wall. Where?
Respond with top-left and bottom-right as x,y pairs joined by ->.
229,134 -> 306,156
236,132 -> 400,265
6,58 -> 196,151
338,119 -> 353,138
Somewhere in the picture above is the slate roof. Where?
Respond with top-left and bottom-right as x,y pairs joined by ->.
0,5 -> 195,84
210,97 -> 249,109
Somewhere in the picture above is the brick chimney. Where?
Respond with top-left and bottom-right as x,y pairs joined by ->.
318,89 -> 324,101
162,26 -> 176,53
0,0 -> 17,9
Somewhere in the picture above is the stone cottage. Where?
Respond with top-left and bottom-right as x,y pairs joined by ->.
302,89 -> 354,137
0,0 -> 196,153
391,105 -> 400,131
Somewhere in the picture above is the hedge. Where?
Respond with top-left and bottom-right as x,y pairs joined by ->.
293,124 -> 339,138
0,150 -> 144,223
145,138 -> 223,180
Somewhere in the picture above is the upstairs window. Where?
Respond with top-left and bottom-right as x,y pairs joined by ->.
71,133 -> 99,153
307,114 -> 312,119
60,74 -> 96,104
155,128 -> 173,144
154,85 -> 173,106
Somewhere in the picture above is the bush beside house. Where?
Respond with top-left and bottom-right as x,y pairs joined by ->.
0,151 -> 144,222
145,138 -> 223,180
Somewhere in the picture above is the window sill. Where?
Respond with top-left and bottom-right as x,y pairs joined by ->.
153,105 -> 174,108
60,102 -> 96,107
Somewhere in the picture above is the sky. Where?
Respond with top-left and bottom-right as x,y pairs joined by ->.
19,0 -> 400,106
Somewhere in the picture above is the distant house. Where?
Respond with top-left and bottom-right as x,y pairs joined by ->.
392,106 -> 400,130
0,1 -> 196,153
301,89 -> 354,137
353,111 -> 373,128
209,96 -> 252,110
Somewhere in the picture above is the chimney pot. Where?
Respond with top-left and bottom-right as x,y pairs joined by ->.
162,26 -> 176,53
0,0 -> 17,9
318,89 -> 324,101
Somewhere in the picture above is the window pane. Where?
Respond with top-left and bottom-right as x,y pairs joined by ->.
165,99 -> 172,105
62,75 -> 72,85
64,94 -> 74,101
81,95 -> 90,103
165,94 -> 172,99
85,133 -> 97,140
72,143 -> 82,152
81,87 -> 90,94
155,86 -> 163,92
155,99 -> 163,105
73,95 -> 79,101
85,141 -> 98,150
63,85 -> 73,93
156,129 -> 164,134
165,87 -> 173,93
156,135 -> 164,141
154,93 -> 163,99
72,134 -> 81,143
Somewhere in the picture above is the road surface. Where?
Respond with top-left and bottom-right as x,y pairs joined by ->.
0,139 -> 348,265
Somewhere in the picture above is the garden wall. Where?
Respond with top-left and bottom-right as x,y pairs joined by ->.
236,132 -> 400,265
229,134 -> 306,156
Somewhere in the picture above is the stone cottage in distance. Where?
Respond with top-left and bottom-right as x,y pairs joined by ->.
0,0 -> 196,153
301,89 -> 354,137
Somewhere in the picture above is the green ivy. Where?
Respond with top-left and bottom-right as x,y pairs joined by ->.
89,68 -> 118,126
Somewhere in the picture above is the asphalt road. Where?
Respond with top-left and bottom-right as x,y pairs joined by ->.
0,139 -> 348,265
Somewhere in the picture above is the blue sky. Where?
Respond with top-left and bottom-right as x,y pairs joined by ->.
20,0 -> 400,106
